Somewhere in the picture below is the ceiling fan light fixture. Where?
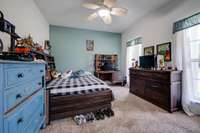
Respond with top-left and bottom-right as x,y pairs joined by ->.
98,9 -> 110,18
82,0 -> 127,24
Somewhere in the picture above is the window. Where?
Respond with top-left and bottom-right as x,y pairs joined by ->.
187,25 -> 200,100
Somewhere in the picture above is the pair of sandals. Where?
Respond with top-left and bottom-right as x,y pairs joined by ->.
84,112 -> 95,122
74,112 -> 96,125
74,108 -> 114,125
94,111 -> 105,120
101,108 -> 114,117
94,108 -> 114,120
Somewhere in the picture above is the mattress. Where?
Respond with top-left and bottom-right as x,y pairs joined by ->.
47,75 -> 110,96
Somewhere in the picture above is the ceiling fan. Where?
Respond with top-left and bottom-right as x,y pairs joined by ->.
82,0 -> 128,24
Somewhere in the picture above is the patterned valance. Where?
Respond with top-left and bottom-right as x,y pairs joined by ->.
173,12 -> 200,33
126,37 -> 142,47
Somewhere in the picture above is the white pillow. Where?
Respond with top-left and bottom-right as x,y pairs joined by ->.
62,70 -> 72,79
84,71 -> 92,76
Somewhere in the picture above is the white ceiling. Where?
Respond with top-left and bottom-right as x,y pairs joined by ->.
34,0 -> 173,33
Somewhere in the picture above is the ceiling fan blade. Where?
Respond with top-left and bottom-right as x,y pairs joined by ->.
111,7 -> 128,16
101,14 -> 112,24
103,0 -> 116,8
82,3 -> 100,10
88,12 -> 98,21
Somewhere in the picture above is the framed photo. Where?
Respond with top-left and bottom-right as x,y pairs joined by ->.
44,40 -> 51,50
144,46 -> 154,56
156,42 -> 171,61
86,40 -> 94,51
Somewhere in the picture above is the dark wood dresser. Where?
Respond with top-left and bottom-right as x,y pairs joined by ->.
129,68 -> 182,112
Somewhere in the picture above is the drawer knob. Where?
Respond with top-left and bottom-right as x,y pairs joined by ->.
40,112 -> 43,116
40,70 -> 44,73
16,94 -> 22,99
151,85 -> 159,88
17,118 -> 23,124
17,73 -> 24,78
38,82 -> 42,85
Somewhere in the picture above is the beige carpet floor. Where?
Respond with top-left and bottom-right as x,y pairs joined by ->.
40,87 -> 200,133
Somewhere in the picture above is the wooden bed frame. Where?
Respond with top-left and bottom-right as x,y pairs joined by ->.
46,89 -> 113,124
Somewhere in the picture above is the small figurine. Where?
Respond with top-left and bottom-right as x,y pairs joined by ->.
135,60 -> 139,68
132,59 -> 135,67
16,34 -> 35,48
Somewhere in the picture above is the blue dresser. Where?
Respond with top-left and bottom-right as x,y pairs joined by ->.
0,61 -> 46,133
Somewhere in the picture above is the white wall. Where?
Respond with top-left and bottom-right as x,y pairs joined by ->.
121,0 -> 200,74
0,0 -> 49,51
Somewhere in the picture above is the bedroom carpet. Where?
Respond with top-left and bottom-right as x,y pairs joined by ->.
40,86 -> 200,133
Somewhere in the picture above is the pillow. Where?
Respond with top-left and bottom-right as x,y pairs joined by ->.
62,70 -> 72,79
69,70 -> 92,79
82,71 -> 92,76
51,70 -> 62,79
70,71 -> 80,79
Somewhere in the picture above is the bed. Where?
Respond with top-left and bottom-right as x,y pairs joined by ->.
46,74 -> 113,123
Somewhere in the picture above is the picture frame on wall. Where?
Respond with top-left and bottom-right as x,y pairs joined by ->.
86,40 -> 94,51
44,40 -> 51,50
144,46 -> 154,56
44,40 -> 51,55
156,42 -> 171,62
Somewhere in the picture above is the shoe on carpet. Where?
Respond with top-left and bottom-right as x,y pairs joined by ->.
89,112 -> 95,121
101,108 -> 110,117
74,114 -> 86,125
84,113 -> 95,122
101,108 -> 114,117
108,108 -> 114,117
97,110 -> 105,120
94,111 -> 105,120
94,111 -> 101,120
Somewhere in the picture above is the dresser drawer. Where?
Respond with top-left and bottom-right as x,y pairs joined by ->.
145,80 -> 170,95
32,65 -> 45,78
4,64 -> 44,89
151,72 -> 170,82
4,89 -> 44,133
144,88 -> 170,108
130,69 -> 170,83
130,70 -> 147,78
24,106 -> 44,133
4,78 -> 43,113
130,78 -> 145,97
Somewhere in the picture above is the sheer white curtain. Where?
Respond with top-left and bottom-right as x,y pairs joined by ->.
174,25 -> 200,116
126,44 -> 142,86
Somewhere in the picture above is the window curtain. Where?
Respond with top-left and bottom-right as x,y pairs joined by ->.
174,25 -> 200,116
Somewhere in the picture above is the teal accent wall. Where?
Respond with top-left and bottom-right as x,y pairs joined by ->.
50,25 -> 122,72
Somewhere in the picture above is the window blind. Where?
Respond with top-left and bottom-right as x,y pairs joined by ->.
126,37 -> 142,47
173,12 -> 200,33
